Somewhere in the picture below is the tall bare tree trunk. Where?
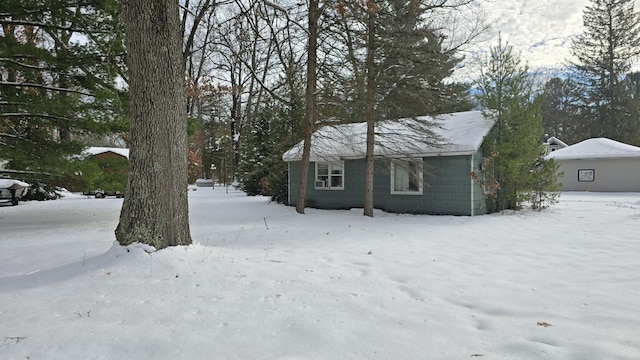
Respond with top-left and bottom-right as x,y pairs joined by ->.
116,0 -> 192,249
363,5 -> 376,217
295,0 -> 319,214
231,87 -> 241,182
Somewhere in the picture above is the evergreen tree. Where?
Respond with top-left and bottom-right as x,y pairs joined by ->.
527,158 -> 561,211
330,0 -> 476,217
330,0 -> 473,123
619,71 -> 640,145
76,154 -> 128,194
240,104 -> 279,196
0,0 -> 127,188
539,77 -> 583,144
240,100 -> 303,203
375,0 -> 472,119
475,38 -> 556,212
570,0 -> 640,143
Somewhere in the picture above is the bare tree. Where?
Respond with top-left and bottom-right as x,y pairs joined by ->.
363,2 -> 376,217
194,1 -> 293,183
116,0 -> 192,249
295,0 -> 320,214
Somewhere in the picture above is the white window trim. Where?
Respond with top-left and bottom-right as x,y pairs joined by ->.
314,161 -> 344,190
390,159 -> 423,195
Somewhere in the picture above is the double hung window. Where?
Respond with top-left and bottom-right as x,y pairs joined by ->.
391,159 -> 423,194
315,162 -> 344,190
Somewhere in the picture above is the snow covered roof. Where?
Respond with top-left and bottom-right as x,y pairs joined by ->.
282,111 -> 495,162
545,138 -> 640,160
546,136 -> 568,148
84,147 -> 130,159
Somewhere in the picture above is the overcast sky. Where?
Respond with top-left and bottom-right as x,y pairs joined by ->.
457,0 -> 640,80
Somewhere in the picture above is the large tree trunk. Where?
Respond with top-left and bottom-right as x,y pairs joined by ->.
116,0 -> 192,249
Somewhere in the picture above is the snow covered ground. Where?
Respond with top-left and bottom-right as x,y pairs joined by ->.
1,188 -> 638,359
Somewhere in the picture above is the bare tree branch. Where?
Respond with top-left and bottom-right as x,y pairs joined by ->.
262,0 -> 309,34
0,81 -> 93,96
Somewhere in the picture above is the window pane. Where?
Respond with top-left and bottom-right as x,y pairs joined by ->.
408,161 -> 419,191
331,175 -> 343,188
316,162 -> 344,189
317,163 -> 329,177
393,160 -> 421,193
394,165 -> 409,191
408,173 -> 419,191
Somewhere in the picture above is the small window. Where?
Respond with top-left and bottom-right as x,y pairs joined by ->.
578,169 -> 595,182
315,162 -> 344,190
391,159 -> 423,195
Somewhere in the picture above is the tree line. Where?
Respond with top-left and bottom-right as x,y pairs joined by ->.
540,0 -> 640,147
1,0 -> 127,197
2,0 -> 638,247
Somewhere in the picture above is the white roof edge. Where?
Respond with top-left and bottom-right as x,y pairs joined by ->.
546,153 -> 640,160
84,146 -> 130,159
546,136 -> 568,147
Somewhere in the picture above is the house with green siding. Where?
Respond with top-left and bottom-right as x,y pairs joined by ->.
282,111 -> 496,216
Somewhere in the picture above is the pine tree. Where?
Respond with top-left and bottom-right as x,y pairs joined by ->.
331,0 -> 473,122
539,77 -> 583,144
570,0 -> 640,143
240,99 -> 303,203
619,72 -> 640,145
1,0 -> 127,188
375,0 -> 472,119
527,158 -> 561,211
475,38 -> 554,212
330,0 -> 475,217
240,105 -> 278,196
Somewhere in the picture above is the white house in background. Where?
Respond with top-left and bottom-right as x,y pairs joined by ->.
544,136 -> 569,154
544,138 -> 640,192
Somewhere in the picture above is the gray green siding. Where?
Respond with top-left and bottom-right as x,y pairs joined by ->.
288,150 -> 489,216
